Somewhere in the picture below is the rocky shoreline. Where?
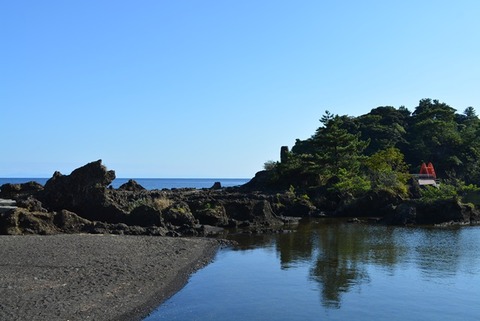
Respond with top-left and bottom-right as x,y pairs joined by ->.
0,160 -> 310,237
1,160 -> 479,237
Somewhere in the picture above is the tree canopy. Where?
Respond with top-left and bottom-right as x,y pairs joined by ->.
264,98 -> 480,195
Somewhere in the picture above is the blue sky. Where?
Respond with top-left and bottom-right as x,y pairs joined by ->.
1,1 -> 479,178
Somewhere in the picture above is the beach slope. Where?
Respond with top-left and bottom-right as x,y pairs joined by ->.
0,234 -> 219,321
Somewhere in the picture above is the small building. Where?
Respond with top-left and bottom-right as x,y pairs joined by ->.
413,162 -> 440,187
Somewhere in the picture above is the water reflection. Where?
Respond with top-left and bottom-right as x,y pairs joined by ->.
238,219 -> 480,308
147,220 -> 480,321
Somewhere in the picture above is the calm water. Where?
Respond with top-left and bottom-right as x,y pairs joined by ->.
0,178 -> 249,190
145,219 -> 480,321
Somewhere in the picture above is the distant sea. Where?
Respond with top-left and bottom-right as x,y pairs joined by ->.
0,178 -> 250,190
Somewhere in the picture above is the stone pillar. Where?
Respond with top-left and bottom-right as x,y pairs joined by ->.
280,146 -> 289,163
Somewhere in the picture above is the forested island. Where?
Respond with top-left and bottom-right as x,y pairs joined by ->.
245,98 -> 480,225
249,98 -> 480,204
1,98 -> 480,236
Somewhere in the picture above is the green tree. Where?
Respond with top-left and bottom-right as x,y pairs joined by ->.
356,106 -> 409,155
457,106 -> 480,183
308,111 -> 370,177
406,99 -> 462,177
364,147 -> 410,196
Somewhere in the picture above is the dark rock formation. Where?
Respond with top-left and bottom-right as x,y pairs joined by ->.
334,189 -> 403,217
193,202 -> 229,226
38,160 -> 126,223
383,202 -> 417,225
163,201 -> 197,227
407,177 -> 422,199
280,146 -> 289,163
118,179 -> 146,192
16,197 -> 46,212
0,207 -> 169,236
0,181 -> 44,200
382,199 -> 480,225
211,182 -> 222,190
242,169 -> 321,191
0,208 -> 91,235
127,205 -> 163,227
53,210 -> 92,232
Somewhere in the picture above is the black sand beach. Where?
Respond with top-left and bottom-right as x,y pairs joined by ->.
0,235 -> 219,321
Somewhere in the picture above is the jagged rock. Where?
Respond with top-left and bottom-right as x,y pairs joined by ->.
164,201 -> 197,226
210,182 -> 222,190
38,160 -> 126,223
242,170 -> 269,189
0,207 -> 96,235
194,202 -> 229,226
0,208 -> 58,235
118,179 -> 146,192
0,181 -> 44,200
221,198 -> 282,226
242,169 -> 321,191
252,200 -> 280,225
282,199 -> 317,217
16,196 -> 46,212
127,205 -> 163,227
53,210 -> 93,232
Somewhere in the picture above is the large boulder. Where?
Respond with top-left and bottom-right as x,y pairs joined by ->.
193,202 -> 229,226
127,205 -> 163,227
164,201 -> 197,227
221,198 -> 282,226
37,160 -> 126,223
118,179 -> 146,192
53,210 -> 93,232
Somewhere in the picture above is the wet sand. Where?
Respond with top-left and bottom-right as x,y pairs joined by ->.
0,234 -> 219,321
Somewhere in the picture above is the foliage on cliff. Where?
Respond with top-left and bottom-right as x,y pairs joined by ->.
260,98 -> 480,200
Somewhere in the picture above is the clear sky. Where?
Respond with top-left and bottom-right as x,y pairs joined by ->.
1,1 -> 479,178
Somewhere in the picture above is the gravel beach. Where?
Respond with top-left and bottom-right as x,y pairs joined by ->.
0,234 -> 219,321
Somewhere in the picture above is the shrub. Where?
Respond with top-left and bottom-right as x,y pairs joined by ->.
420,184 -> 458,201
153,197 -> 173,211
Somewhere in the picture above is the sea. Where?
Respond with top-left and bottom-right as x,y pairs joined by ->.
0,178 -> 250,190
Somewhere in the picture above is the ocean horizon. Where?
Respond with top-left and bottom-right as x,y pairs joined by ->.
0,178 -> 250,190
